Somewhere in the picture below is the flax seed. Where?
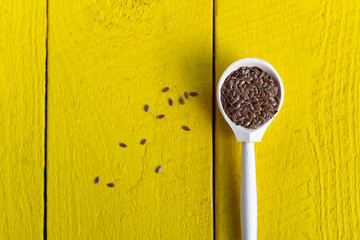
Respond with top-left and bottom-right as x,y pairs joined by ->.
220,66 -> 281,129
184,92 -> 189,99
144,104 -> 150,112
94,177 -> 100,184
182,126 -> 191,131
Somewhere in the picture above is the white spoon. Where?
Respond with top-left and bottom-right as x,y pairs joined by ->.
216,58 -> 284,240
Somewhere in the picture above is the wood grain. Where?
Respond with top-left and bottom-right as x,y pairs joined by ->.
215,0 -> 360,239
47,0 -> 213,239
0,0 -> 46,238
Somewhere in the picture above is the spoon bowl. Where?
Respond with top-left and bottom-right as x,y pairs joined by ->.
217,58 -> 284,142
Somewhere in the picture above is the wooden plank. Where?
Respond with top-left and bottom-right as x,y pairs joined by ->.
0,0 -> 46,238
215,0 -> 360,239
47,0 -> 213,239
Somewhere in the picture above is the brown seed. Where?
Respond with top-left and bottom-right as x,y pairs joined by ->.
229,80 -> 234,88
119,143 -> 127,148
162,87 -> 169,92
168,98 -> 173,106
156,166 -> 162,173
107,183 -> 115,187
179,97 -> 185,105
144,104 -> 149,112
94,177 -> 100,184
184,92 -> 189,99
157,114 -> 165,119
182,126 -> 191,131
190,92 -> 198,96
140,139 -> 147,145
275,96 -> 280,105
231,96 -> 240,104
260,71 -> 265,78
265,85 -> 272,90
245,78 -> 252,83
243,120 -> 251,127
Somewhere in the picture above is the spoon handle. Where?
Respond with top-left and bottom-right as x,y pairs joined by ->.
241,142 -> 257,240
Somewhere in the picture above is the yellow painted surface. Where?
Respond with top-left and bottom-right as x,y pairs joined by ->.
2,0 -> 360,239
0,0 -> 46,239
215,0 -> 360,239
47,0 -> 213,239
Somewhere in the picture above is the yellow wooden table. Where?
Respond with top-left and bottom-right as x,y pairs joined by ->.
1,0 -> 359,239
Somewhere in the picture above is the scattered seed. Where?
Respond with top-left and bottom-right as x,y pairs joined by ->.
119,143 -> 127,148
179,97 -> 185,105
107,183 -> 115,187
156,166 -> 162,173
182,126 -> 191,131
190,92 -> 198,96
168,98 -> 173,106
162,87 -> 169,92
144,104 -> 149,112
157,114 -> 165,119
140,139 -> 147,145
184,92 -> 189,99
94,177 -> 100,184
